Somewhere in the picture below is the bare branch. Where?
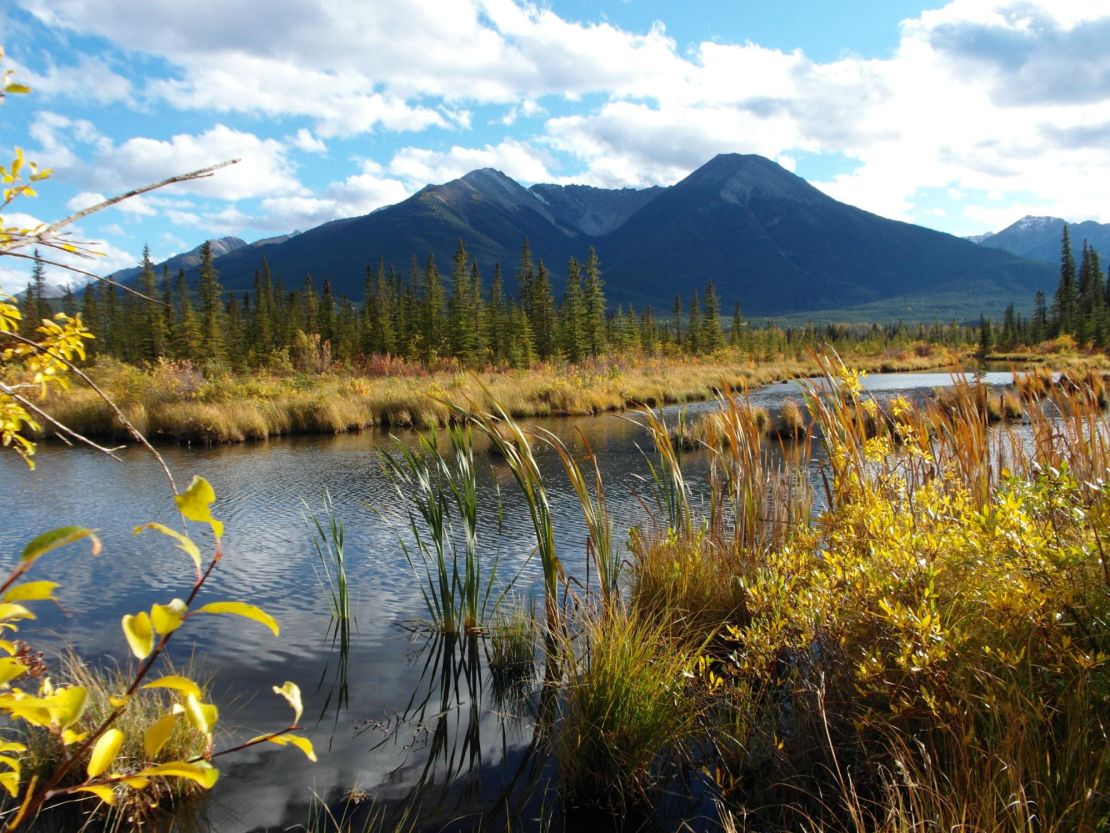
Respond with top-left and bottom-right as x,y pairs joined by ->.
0,382 -> 125,459
1,158 -> 240,255
2,250 -> 168,306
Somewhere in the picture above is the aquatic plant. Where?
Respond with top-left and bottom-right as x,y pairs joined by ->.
382,426 -> 509,635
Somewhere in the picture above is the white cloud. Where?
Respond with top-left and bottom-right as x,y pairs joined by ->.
16,55 -> 133,104
65,191 -> 107,212
388,139 -> 555,185
288,128 -> 326,154
12,0 -> 1110,238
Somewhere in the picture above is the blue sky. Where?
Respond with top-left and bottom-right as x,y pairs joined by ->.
2,0 -> 1109,291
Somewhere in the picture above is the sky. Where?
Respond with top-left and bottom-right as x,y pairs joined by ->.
2,0 -> 1109,292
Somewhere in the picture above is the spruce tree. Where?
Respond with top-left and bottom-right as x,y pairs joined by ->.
1052,225 -> 1078,336
421,255 -> 445,362
701,280 -> 723,353
197,241 -> 225,361
560,257 -> 585,362
730,302 -> 744,348
687,289 -> 701,353
175,269 -> 201,360
583,247 -> 607,356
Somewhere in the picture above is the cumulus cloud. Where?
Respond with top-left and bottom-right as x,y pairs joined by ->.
15,54 -> 133,104
12,0 -> 1110,236
0,211 -> 138,292
388,139 -> 556,185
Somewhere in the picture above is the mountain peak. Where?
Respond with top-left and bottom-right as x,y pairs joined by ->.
681,153 -> 827,205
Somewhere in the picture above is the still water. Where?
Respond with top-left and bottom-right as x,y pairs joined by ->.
0,371 -> 1020,830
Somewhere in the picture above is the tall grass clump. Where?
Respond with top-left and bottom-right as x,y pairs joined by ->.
550,433 -> 620,607
448,397 -> 563,635
382,426 -> 506,635
305,490 -> 353,632
555,606 -> 703,812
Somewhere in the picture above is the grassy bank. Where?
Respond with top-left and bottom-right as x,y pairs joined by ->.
42,347 -> 974,445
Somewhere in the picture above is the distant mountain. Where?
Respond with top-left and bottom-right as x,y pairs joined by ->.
975,216 -> 1110,266
148,155 -> 1057,319
596,155 -> 1053,314
107,236 -> 249,286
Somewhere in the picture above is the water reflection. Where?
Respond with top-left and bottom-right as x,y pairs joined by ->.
0,371 -> 1040,832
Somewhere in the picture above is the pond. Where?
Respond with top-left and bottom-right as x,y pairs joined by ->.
0,370 -> 1024,831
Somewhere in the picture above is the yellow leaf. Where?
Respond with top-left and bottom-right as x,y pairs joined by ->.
183,694 -> 218,736
87,728 -> 124,778
174,476 -> 223,540
0,657 -> 27,686
122,612 -> 154,659
61,728 -> 87,746
0,641 -> 17,656
150,600 -> 187,635
135,761 -> 219,789
2,581 -> 58,603
0,742 -> 27,754
194,602 -> 278,636
143,713 -> 178,759
20,526 -> 101,564
133,523 -> 202,572
272,681 -> 303,725
47,686 -> 87,730
0,604 -> 35,623
143,675 -> 201,700
0,771 -> 18,798
75,785 -> 116,805
250,732 -> 316,762
120,776 -> 150,789
108,694 -> 129,708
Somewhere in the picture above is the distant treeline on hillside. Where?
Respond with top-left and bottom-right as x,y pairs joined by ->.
19,237 -> 979,370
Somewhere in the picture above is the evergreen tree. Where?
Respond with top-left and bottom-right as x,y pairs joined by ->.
421,255 -> 445,362
701,280 -> 723,353
977,313 -> 993,355
672,295 -> 682,344
139,245 -> 167,360
729,302 -> 744,347
197,241 -> 225,361
319,278 -> 336,344
687,289 -> 701,353
1052,225 -> 1078,336
1031,291 -> 1048,343
81,283 -> 99,356
61,285 -> 76,318
487,263 -> 508,364
583,247 -> 607,356
530,260 -> 559,360
560,257 -> 586,362
175,269 -> 201,359
448,239 -> 479,364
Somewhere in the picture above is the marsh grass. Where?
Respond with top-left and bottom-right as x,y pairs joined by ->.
382,426 -> 511,635
41,348 -> 972,446
554,605 -> 703,813
304,491 -> 354,722
486,600 -> 538,709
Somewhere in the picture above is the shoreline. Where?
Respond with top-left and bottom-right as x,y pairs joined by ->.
36,348 -> 1102,447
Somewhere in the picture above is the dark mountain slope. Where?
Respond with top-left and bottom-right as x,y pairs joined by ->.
597,154 -> 1055,315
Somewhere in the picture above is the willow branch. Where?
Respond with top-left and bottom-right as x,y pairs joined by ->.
2,251 -> 167,306
2,159 -> 240,255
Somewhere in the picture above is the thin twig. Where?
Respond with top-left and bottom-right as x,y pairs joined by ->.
0,382 -> 124,459
2,250 -> 167,306
1,159 -> 240,255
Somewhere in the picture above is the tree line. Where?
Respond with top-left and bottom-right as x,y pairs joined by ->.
988,224 -> 1110,351
19,236 -> 980,371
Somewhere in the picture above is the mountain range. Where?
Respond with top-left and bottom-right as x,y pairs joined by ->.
115,154 -> 1060,320
973,216 -> 1110,267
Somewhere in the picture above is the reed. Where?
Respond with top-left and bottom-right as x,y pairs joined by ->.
381,427 -> 505,635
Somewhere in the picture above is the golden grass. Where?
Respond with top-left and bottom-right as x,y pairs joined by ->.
38,348 -> 979,445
